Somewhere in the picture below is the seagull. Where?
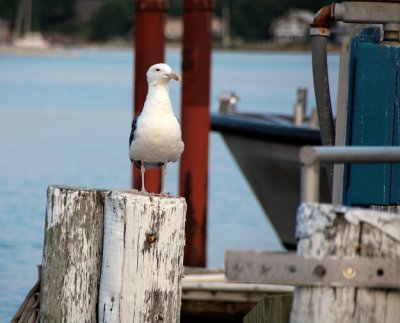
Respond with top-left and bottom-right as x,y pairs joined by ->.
129,63 -> 184,194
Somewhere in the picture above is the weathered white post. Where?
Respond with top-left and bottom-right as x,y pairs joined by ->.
40,186 -> 107,322
40,186 -> 187,323
98,191 -> 187,322
290,203 -> 400,323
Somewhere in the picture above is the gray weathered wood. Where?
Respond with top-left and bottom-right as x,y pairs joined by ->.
98,191 -> 187,323
40,186 -> 107,322
225,250 -> 400,288
40,186 -> 187,322
290,203 -> 400,323
244,293 -> 293,323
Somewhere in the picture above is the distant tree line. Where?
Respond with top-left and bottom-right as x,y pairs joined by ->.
0,0 -> 331,41
0,0 -> 76,33
214,0 -> 331,41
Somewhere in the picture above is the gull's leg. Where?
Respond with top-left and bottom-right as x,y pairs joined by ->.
161,161 -> 168,195
141,162 -> 147,193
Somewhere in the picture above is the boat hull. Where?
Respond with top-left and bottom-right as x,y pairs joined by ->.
212,114 -> 331,249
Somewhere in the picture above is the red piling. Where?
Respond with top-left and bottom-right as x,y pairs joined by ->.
132,0 -> 167,192
179,0 -> 214,267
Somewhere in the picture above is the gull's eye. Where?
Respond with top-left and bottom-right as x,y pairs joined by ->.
156,68 -> 160,72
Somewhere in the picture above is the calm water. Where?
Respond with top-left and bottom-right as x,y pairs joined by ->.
0,47 -> 339,320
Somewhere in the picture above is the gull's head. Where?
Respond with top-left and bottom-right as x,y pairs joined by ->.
147,63 -> 181,86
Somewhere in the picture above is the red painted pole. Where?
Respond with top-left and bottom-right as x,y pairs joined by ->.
132,0 -> 166,192
180,0 -> 213,267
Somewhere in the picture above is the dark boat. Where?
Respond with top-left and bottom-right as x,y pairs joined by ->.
211,111 -> 331,249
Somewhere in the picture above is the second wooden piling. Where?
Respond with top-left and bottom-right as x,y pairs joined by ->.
99,191 -> 187,322
291,203 -> 400,323
40,186 -> 106,322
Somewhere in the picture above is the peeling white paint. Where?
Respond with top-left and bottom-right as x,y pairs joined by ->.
98,192 -> 186,323
98,192 -> 125,323
41,187 -> 186,322
345,209 -> 400,242
41,186 -> 105,322
291,203 -> 400,323
296,203 -> 338,240
297,203 -> 400,243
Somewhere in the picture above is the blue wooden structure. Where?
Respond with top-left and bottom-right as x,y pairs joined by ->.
344,28 -> 400,206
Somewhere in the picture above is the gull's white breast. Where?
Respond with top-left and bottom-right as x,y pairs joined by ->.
129,112 -> 184,163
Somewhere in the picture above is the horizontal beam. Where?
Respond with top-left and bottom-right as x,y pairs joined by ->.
226,250 -> 400,288
300,146 -> 400,166
299,146 -> 400,202
333,2 -> 400,24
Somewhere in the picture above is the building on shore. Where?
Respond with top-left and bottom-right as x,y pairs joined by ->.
270,9 -> 314,44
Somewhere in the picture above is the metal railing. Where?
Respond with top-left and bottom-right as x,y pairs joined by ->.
300,146 -> 400,203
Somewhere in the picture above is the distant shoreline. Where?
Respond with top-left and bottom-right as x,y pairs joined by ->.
0,41 -> 341,56
0,44 -> 79,57
86,40 -> 342,53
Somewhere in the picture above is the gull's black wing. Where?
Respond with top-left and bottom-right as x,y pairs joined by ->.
129,116 -> 138,148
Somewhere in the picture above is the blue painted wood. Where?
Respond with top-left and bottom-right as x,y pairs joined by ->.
390,64 -> 400,204
344,28 -> 400,206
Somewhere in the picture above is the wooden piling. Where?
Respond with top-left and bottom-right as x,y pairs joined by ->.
40,186 -> 106,322
179,0 -> 213,268
40,186 -> 187,323
291,203 -> 400,323
98,191 -> 187,322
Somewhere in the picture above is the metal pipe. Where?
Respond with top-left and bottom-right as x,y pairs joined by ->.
132,0 -> 166,192
310,4 -> 335,190
301,164 -> 319,203
310,22 -> 335,147
179,0 -> 213,267
333,1 -> 400,41
333,2 -> 400,24
300,146 -> 400,203
300,146 -> 400,166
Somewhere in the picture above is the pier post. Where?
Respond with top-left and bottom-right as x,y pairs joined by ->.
290,203 -> 400,323
179,0 -> 213,267
133,0 -> 167,192
98,191 -> 186,322
40,186 -> 187,323
40,186 -> 106,322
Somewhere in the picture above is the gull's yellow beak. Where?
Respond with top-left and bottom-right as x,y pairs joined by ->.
167,72 -> 181,81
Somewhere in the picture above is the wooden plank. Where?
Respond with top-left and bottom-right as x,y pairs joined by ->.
40,186 -> 107,322
226,250 -> 400,288
244,294 -> 293,323
98,191 -> 187,322
290,203 -> 400,323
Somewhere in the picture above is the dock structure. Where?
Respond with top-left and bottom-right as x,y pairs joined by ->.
40,186 -> 186,322
291,203 -> 400,323
225,203 -> 400,323
181,271 -> 292,323
179,0 -> 213,268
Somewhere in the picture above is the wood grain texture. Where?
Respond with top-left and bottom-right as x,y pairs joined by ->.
291,203 -> 400,323
40,186 -> 107,323
244,293 -> 293,323
98,191 -> 187,323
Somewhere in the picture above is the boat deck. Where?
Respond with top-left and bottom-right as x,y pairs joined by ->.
181,268 -> 293,323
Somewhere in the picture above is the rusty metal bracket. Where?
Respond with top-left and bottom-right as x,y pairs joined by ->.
225,250 -> 400,289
